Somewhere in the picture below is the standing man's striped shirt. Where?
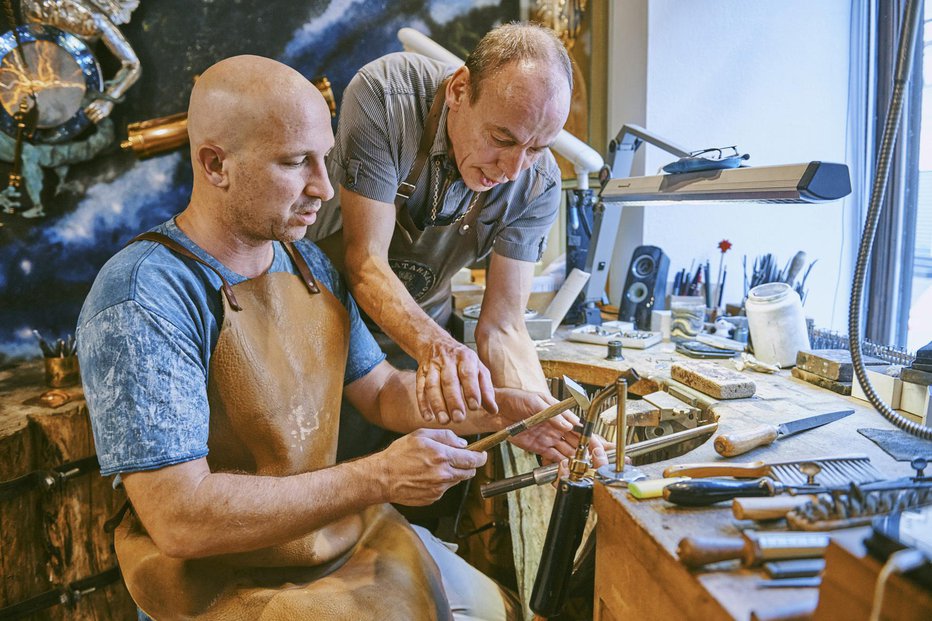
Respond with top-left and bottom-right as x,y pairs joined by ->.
312,52 -> 561,275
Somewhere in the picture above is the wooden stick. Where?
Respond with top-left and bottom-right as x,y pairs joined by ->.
467,396 -> 578,452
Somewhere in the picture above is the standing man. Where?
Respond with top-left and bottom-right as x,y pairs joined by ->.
314,23 -> 583,460
77,54 -> 578,620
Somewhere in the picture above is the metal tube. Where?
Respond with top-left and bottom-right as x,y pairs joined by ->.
615,378 -> 627,473
480,422 -> 718,498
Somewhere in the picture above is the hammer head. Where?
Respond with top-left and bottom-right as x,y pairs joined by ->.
562,375 -> 590,410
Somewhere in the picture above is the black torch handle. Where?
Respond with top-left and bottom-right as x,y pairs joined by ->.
662,478 -> 777,506
530,477 -> 593,618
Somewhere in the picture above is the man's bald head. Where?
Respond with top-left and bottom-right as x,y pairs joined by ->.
188,55 -> 329,155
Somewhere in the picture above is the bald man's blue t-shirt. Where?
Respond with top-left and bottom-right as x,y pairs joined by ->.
77,218 -> 385,477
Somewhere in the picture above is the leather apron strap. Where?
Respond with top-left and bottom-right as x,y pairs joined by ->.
395,79 -> 447,210
130,231 -> 243,311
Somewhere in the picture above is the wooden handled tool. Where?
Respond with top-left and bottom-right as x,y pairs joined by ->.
664,461 -> 774,479
732,496 -> 818,521
713,409 -> 854,457
677,536 -> 748,568
466,396 -> 578,452
662,455 -> 880,486
714,426 -> 780,457
663,478 -> 782,506
677,530 -> 828,569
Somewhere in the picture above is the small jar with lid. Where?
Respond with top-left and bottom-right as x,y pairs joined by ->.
745,282 -> 810,368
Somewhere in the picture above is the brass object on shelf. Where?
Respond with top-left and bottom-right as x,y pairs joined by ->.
121,111 -> 188,159
122,76 -> 337,158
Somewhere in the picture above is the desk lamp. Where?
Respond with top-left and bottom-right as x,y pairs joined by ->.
579,125 -> 852,325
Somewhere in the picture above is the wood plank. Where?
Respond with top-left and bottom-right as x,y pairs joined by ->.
796,349 -> 886,382
813,531 -> 932,621
791,367 -> 852,395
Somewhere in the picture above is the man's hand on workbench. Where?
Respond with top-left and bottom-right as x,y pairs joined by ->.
416,338 -> 497,424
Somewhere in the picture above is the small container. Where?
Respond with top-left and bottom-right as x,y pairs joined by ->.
745,283 -> 810,368
606,340 -> 625,361
44,355 -> 81,388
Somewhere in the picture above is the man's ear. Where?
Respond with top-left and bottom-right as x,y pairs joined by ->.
195,144 -> 229,188
446,66 -> 471,111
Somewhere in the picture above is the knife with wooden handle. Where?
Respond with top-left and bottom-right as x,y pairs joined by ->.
713,409 -> 854,457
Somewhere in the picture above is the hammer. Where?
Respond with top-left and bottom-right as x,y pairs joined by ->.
466,376 -> 590,452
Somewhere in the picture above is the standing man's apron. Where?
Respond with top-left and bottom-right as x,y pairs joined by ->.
387,77 -> 488,329
319,78 -> 488,330
112,233 -> 451,621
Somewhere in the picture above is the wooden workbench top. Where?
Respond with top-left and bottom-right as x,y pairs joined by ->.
537,330 -> 922,620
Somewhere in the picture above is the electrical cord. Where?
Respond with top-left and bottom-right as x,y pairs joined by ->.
868,548 -> 927,621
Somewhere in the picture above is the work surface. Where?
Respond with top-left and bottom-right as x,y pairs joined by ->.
536,331 -> 921,620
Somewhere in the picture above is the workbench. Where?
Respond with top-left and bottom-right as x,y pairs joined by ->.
0,360 -> 135,620
534,331 -> 929,621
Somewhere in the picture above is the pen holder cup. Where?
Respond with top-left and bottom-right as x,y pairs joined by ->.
44,355 -> 80,388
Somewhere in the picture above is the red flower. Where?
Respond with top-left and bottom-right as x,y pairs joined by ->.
718,239 -> 733,253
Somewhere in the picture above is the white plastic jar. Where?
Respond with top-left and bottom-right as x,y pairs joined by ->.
745,282 -> 810,368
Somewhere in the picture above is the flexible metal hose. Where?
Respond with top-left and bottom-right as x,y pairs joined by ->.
849,0 -> 931,439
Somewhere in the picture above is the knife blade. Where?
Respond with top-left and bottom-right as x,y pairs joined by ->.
714,409 -> 854,457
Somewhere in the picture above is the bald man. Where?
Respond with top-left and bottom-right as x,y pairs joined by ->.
76,55 -> 561,620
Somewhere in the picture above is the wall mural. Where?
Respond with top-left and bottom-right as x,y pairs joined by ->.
0,0 -> 518,362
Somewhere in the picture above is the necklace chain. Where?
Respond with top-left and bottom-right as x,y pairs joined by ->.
429,160 -> 478,226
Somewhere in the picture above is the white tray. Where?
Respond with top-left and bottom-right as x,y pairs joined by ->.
567,322 -> 662,349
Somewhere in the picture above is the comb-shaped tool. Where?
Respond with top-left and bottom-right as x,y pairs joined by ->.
663,455 -> 882,486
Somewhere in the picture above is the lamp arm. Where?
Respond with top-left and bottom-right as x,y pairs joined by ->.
604,123 -> 691,180
397,27 -> 604,187
574,126 -> 691,323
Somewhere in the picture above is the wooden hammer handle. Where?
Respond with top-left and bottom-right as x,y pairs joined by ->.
663,461 -> 769,479
714,424 -> 780,457
677,536 -> 747,568
466,396 -> 577,452
732,495 -> 817,521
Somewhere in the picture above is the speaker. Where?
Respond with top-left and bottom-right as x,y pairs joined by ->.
619,246 -> 669,330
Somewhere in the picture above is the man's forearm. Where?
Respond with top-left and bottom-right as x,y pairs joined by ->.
476,321 -> 550,393
366,366 -> 507,434
347,252 -> 456,359
124,457 -> 384,560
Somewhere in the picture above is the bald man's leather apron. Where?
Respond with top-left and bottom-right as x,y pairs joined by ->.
113,234 -> 450,621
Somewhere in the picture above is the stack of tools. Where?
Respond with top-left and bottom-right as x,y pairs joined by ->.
733,457 -> 932,531
677,529 -> 829,570
661,455 -> 883,506
792,349 -> 887,396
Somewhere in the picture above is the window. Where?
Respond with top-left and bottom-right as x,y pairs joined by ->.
906,0 -> 932,352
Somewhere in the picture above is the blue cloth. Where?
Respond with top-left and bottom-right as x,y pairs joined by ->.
76,218 -> 386,477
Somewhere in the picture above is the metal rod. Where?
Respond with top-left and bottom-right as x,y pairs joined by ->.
615,378 -> 627,474
480,422 -> 719,498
